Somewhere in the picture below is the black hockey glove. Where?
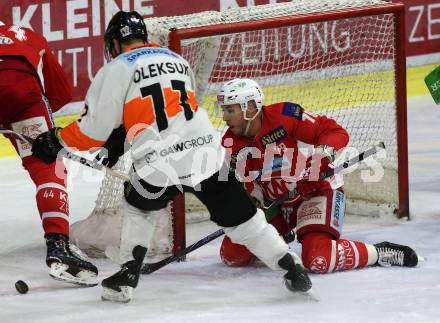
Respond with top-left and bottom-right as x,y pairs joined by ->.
31,128 -> 64,164
283,230 -> 296,244
95,125 -> 127,168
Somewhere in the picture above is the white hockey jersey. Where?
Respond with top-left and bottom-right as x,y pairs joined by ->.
60,45 -> 224,187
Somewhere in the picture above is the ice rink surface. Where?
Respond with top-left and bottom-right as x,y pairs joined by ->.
0,96 -> 439,323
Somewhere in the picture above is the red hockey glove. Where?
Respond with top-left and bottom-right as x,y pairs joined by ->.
296,178 -> 331,199
296,146 -> 335,199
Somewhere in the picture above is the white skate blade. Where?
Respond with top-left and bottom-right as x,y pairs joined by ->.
101,286 -> 133,303
297,287 -> 320,302
284,280 -> 320,302
418,255 -> 427,262
49,263 -> 98,287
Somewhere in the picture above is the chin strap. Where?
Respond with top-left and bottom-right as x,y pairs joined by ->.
243,119 -> 253,136
243,111 -> 262,137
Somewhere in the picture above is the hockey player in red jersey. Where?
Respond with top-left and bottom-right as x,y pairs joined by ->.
217,78 -> 419,273
0,24 -> 98,286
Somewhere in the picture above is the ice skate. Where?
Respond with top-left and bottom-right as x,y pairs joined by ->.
278,253 -> 313,293
46,234 -> 98,287
101,245 -> 147,303
374,241 -> 418,267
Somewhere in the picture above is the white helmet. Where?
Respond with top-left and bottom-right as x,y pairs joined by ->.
217,78 -> 264,121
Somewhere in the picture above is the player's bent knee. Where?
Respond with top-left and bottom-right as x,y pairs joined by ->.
301,232 -> 334,274
220,236 -> 256,267
224,209 -> 289,271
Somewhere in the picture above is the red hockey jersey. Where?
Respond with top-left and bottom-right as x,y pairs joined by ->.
0,25 -> 71,112
222,102 -> 349,205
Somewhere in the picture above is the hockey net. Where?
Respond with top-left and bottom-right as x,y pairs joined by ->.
71,0 -> 408,259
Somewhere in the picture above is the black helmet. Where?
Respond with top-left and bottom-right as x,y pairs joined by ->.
104,11 -> 148,60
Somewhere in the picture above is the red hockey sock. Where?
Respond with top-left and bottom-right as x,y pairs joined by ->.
301,232 -> 370,273
24,158 -> 70,236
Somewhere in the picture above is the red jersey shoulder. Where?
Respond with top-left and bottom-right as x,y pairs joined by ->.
263,102 -> 303,121
0,25 -> 46,46
0,25 -> 48,68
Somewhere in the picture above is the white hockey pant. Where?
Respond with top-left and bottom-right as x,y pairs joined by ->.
223,209 -> 302,271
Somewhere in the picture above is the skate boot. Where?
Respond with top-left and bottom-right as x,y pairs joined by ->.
101,245 -> 147,303
278,253 -> 312,293
374,241 -> 418,267
46,233 -> 98,286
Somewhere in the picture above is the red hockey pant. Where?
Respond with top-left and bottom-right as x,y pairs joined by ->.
0,69 -> 69,236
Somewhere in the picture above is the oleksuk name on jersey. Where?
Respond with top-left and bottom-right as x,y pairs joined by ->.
159,134 -> 214,157
134,62 -> 190,82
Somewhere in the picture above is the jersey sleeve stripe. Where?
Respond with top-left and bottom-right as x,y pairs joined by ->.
60,121 -> 106,150
123,96 -> 155,140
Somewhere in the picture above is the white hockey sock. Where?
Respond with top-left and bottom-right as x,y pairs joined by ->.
106,201 -> 157,264
366,243 -> 379,266
224,209 -> 295,271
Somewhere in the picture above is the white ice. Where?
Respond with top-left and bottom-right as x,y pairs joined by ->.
0,96 -> 439,323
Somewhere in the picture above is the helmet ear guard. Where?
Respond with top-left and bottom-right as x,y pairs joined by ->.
217,79 -> 264,121
104,11 -> 148,61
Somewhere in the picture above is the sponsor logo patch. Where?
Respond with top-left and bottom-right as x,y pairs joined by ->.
330,190 -> 345,233
259,126 -> 287,146
11,117 -> 48,158
230,145 -> 255,168
122,47 -> 179,64
282,102 -> 303,120
159,134 -> 213,157
259,156 -> 292,178
296,196 -> 326,230
310,256 -> 328,273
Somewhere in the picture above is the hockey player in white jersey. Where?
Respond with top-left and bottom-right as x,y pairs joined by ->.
31,10 -> 312,303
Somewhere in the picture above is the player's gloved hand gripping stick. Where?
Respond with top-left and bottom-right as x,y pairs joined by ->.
262,142 -> 386,210
0,127 -> 130,181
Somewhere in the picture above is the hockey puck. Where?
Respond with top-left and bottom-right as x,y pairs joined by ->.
15,280 -> 29,294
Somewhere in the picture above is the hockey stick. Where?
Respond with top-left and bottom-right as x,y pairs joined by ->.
262,142 -> 386,211
141,229 -> 225,274
141,227 -> 296,275
141,142 -> 386,274
0,127 -> 130,181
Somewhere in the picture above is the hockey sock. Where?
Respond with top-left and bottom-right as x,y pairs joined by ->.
301,232 -> 370,273
26,160 -> 70,236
